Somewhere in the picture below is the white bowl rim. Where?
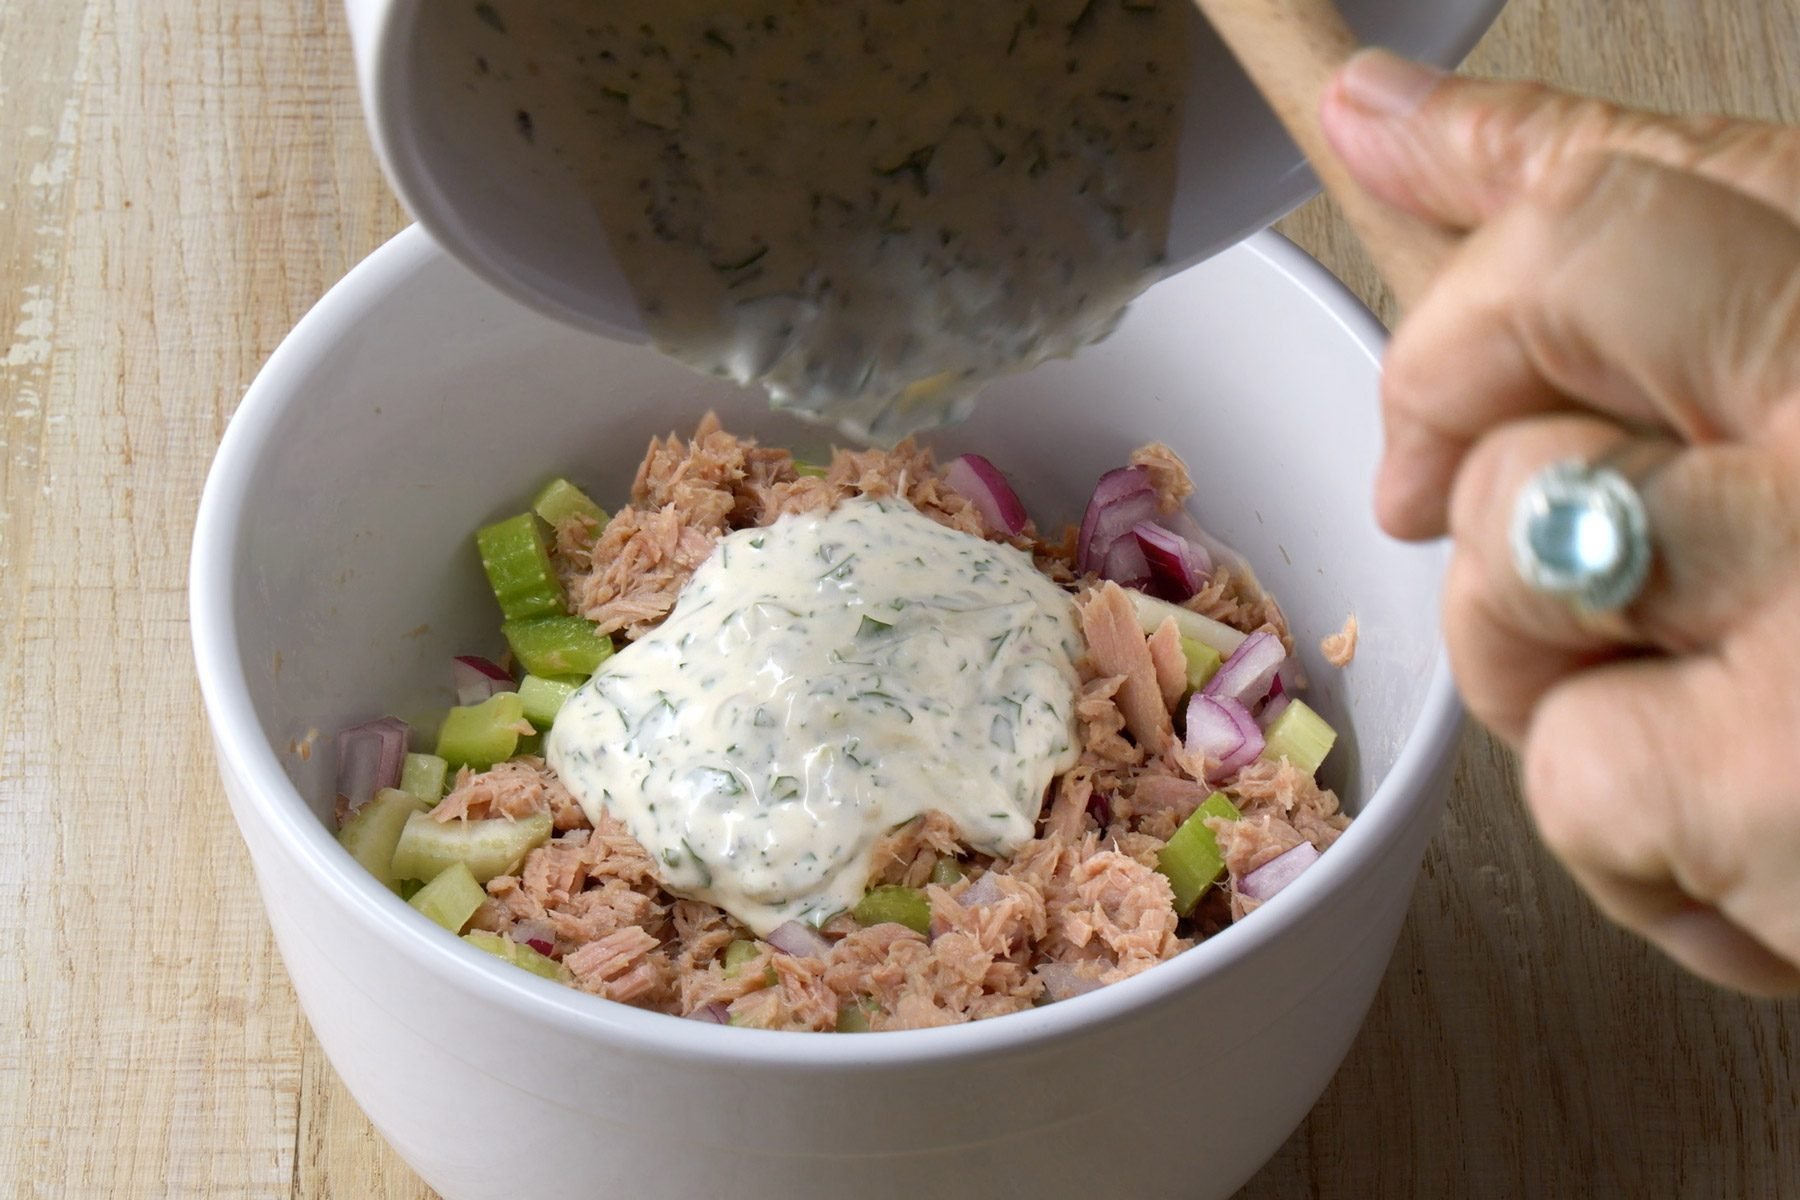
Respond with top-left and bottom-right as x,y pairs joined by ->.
190,223 -> 1462,1069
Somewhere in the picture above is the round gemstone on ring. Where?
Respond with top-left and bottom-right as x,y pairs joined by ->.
1509,459 -> 1652,613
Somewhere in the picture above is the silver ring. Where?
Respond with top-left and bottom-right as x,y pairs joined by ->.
1509,454 -> 1655,614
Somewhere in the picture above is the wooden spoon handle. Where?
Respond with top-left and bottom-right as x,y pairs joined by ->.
1192,0 -> 1455,308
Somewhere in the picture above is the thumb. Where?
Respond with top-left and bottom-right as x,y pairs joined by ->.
1319,49 -> 1800,231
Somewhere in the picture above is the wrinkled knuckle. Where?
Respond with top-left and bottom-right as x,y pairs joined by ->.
1523,148 -> 1621,221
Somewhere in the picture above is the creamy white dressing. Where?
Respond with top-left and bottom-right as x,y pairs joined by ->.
546,499 -> 1082,934
464,0 -> 1194,441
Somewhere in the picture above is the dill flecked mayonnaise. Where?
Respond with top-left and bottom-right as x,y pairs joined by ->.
463,0 -> 1194,440
547,499 -> 1081,933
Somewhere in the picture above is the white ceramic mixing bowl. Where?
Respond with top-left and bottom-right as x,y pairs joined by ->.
190,223 -> 1458,1200
341,0 -> 1508,340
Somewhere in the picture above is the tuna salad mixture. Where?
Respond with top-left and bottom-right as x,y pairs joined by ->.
333,416 -> 1353,1031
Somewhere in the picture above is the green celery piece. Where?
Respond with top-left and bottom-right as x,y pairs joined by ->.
399,752 -> 449,806
336,788 -> 427,893
476,512 -> 565,621
852,885 -> 932,935
518,674 -> 581,730
1124,589 -> 1246,658
532,477 -> 606,527
512,941 -> 575,984
502,616 -> 614,678
722,939 -> 760,978
391,809 -> 552,884
435,692 -> 528,771
928,856 -> 965,886
793,461 -> 829,478
515,732 -> 545,758
1157,792 -> 1242,915
1261,699 -> 1338,775
1179,636 -> 1222,692
835,999 -> 880,1033
407,861 -> 487,933
398,879 -> 425,901
462,929 -> 515,962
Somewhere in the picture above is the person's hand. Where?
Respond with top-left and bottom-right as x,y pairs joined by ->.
1320,51 -> 1800,996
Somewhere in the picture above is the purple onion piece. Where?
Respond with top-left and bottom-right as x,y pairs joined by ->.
1202,631 -> 1286,706
452,655 -> 516,706
958,872 -> 1005,909
944,454 -> 1029,537
1184,694 -> 1263,777
1036,963 -> 1106,1002
687,1002 -> 731,1024
1076,466 -> 1157,573
1238,842 -> 1321,902
1100,533 -> 1153,589
1132,519 -> 1211,600
335,716 -> 409,813
766,920 -> 832,959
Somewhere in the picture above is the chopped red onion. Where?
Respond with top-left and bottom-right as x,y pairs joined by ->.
958,872 -> 1005,909
335,717 -> 409,813
1238,842 -> 1321,901
1202,631 -> 1286,706
1076,467 -> 1159,573
513,919 -> 557,957
1185,694 -> 1263,777
452,655 -> 515,706
1259,694 -> 1292,727
687,1002 -> 731,1024
1100,534 -> 1152,590
1036,963 -> 1105,1002
944,454 -> 1029,537
1131,520 -> 1212,601
766,920 -> 832,959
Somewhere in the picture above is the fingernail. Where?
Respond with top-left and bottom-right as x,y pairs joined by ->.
1337,49 -> 1445,118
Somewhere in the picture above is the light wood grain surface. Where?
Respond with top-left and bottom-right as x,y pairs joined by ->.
2,2 -> 1796,1197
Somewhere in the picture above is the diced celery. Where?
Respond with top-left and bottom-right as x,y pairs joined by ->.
399,879 -> 425,901
476,512 -> 565,621
835,998 -> 880,1033
1124,589 -> 1246,657
515,732 -> 544,758
1179,636 -> 1222,692
531,477 -> 606,527
722,939 -> 760,978
407,861 -> 487,933
462,929 -> 514,961
794,461 -> 829,478
502,616 -> 614,677
929,856 -> 965,886
1261,699 -> 1338,775
512,941 -> 575,984
399,752 -> 449,805
435,692 -> 527,771
391,809 -> 552,884
518,674 -> 581,729
336,788 -> 427,893
1156,792 -> 1242,915
852,885 -> 932,935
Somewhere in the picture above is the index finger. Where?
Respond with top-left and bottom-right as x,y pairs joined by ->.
1320,50 -> 1800,233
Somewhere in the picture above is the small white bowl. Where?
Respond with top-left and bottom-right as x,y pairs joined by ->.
191,224 -> 1458,1200
343,0 -> 1507,340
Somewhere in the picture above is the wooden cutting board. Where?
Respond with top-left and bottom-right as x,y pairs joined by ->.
0,1 -> 1794,1195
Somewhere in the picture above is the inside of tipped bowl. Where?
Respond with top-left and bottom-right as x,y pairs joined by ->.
217,228 -> 1440,837
372,0 -> 1505,337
